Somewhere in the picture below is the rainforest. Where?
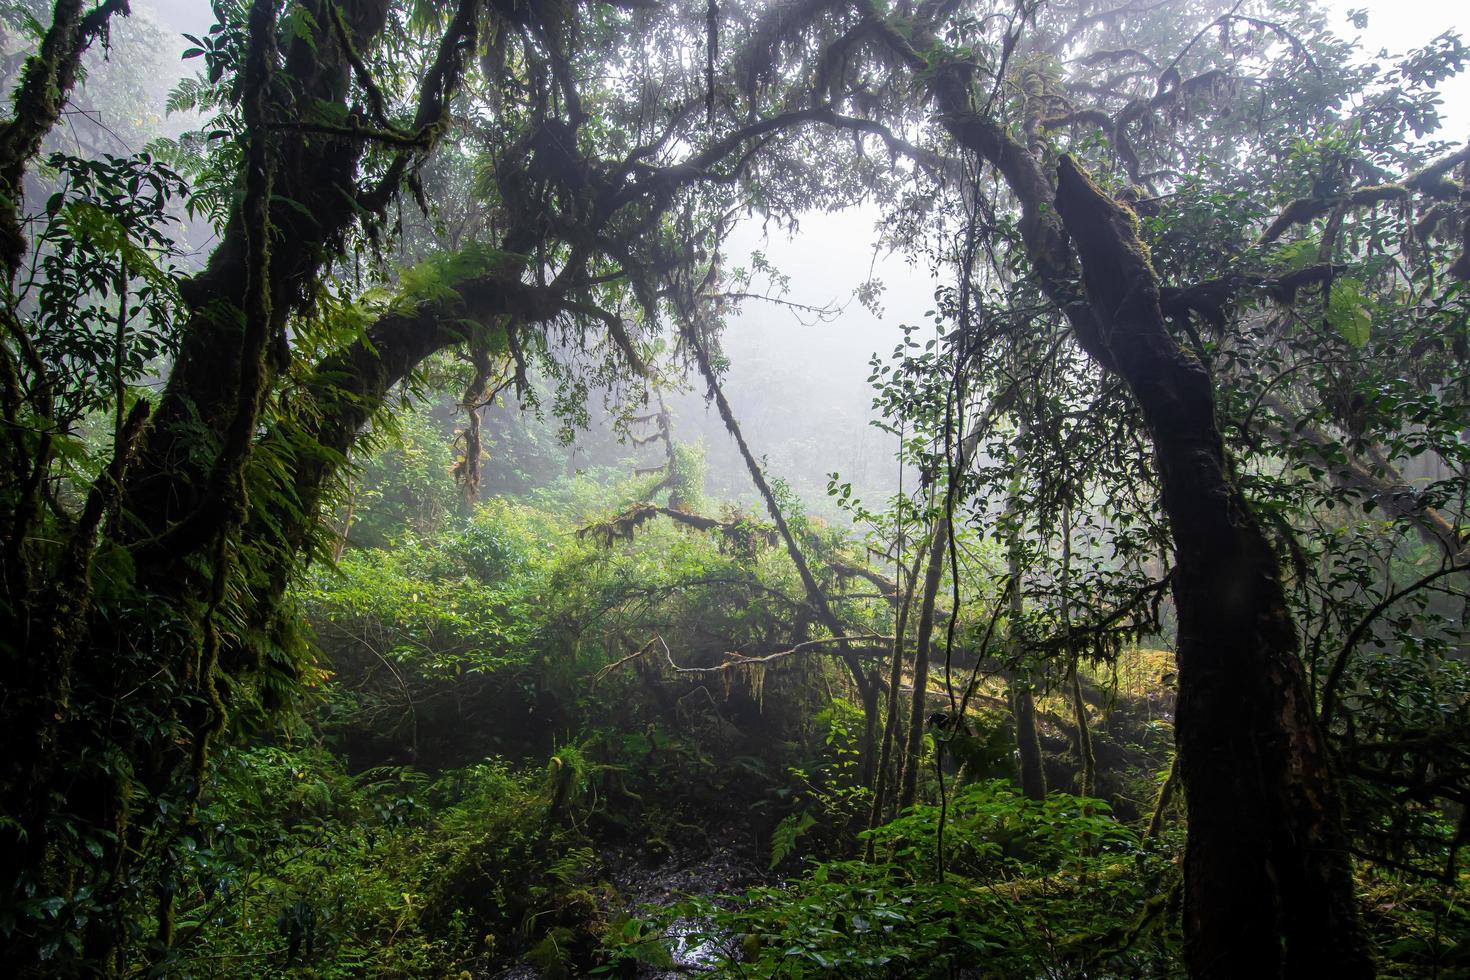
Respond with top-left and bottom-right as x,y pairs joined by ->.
0,0 -> 1467,975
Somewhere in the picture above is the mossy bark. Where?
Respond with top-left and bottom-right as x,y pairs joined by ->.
1052,155 -> 1371,978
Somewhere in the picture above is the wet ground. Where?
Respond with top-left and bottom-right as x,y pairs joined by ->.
491,821 -> 772,978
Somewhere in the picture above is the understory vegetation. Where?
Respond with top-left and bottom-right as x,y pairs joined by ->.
141,442 -> 1201,979
1,0 -> 1469,976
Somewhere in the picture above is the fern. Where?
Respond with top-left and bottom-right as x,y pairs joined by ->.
769,811 -> 816,869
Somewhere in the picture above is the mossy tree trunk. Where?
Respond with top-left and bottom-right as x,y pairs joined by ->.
1052,156 -> 1372,978
865,11 -> 1373,974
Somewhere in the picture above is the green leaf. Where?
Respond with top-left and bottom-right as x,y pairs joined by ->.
1327,277 -> 1371,348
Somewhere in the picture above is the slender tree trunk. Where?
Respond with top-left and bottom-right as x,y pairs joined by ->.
1147,754 -> 1180,840
899,516 -> 946,808
898,395 -> 998,809
1060,505 -> 1094,798
1002,455 -> 1046,800
1004,559 -> 1046,800
1068,659 -> 1096,798
333,483 -> 356,563
859,673 -> 879,788
687,330 -> 874,711
1008,676 -> 1046,800
868,545 -> 925,847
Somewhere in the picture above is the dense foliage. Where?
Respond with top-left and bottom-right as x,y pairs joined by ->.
0,0 -> 1467,975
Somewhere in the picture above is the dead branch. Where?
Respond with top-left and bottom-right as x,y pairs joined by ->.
576,502 -> 778,549
657,633 -> 893,674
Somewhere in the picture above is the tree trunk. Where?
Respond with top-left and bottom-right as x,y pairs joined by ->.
1053,156 -> 1372,978
686,329 -> 875,713
1008,677 -> 1046,800
868,545 -> 925,845
1068,659 -> 1096,798
898,516 -> 946,808
1060,506 -> 1094,799
866,13 -> 1372,964
1002,449 -> 1046,800
1147,754 -> 1180,840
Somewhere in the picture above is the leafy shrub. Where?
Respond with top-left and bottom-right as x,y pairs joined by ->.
163,747 -> 589,977
614,782 -> 1181,978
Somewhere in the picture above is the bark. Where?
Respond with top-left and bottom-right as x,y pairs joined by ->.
1004,515 -> 1046,800
1008,676 -> 1046,799
1053,155 -> 1372,978
1068,659 -> 1096,798
859,674 -> 880,788
899,401 -> 995,808
1147,754 -> 1180,840
122,0 -> 413,559
1060,506 -> 1094,798
999,444 -> 1047,801
899,516 -> 946,807
868,546 -> 925,846
0,3 -> 491,965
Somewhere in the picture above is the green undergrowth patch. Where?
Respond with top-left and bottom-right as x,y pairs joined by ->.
153,744 -> 611,978
608,781 -> 1184,978
1358,866 -> 1470,978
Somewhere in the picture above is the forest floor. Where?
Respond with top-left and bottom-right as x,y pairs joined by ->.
490,821 -> 773,978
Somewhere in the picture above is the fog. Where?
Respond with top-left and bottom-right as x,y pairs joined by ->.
686,0 -> 1470,515
6,0 -> 1467,972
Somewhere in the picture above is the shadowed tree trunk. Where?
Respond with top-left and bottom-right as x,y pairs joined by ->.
1052,155 -> 1372,979
1008,673 -> 1046,800
861,9 -> 1372,968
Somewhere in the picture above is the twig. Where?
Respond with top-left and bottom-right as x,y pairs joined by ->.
593,637 -> 659,685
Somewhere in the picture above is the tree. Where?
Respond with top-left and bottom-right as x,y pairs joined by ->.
704,0 -> 1466,972
0,0 -> 845,970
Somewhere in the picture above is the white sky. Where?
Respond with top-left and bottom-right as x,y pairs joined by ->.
1327,0 -> 1469,134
